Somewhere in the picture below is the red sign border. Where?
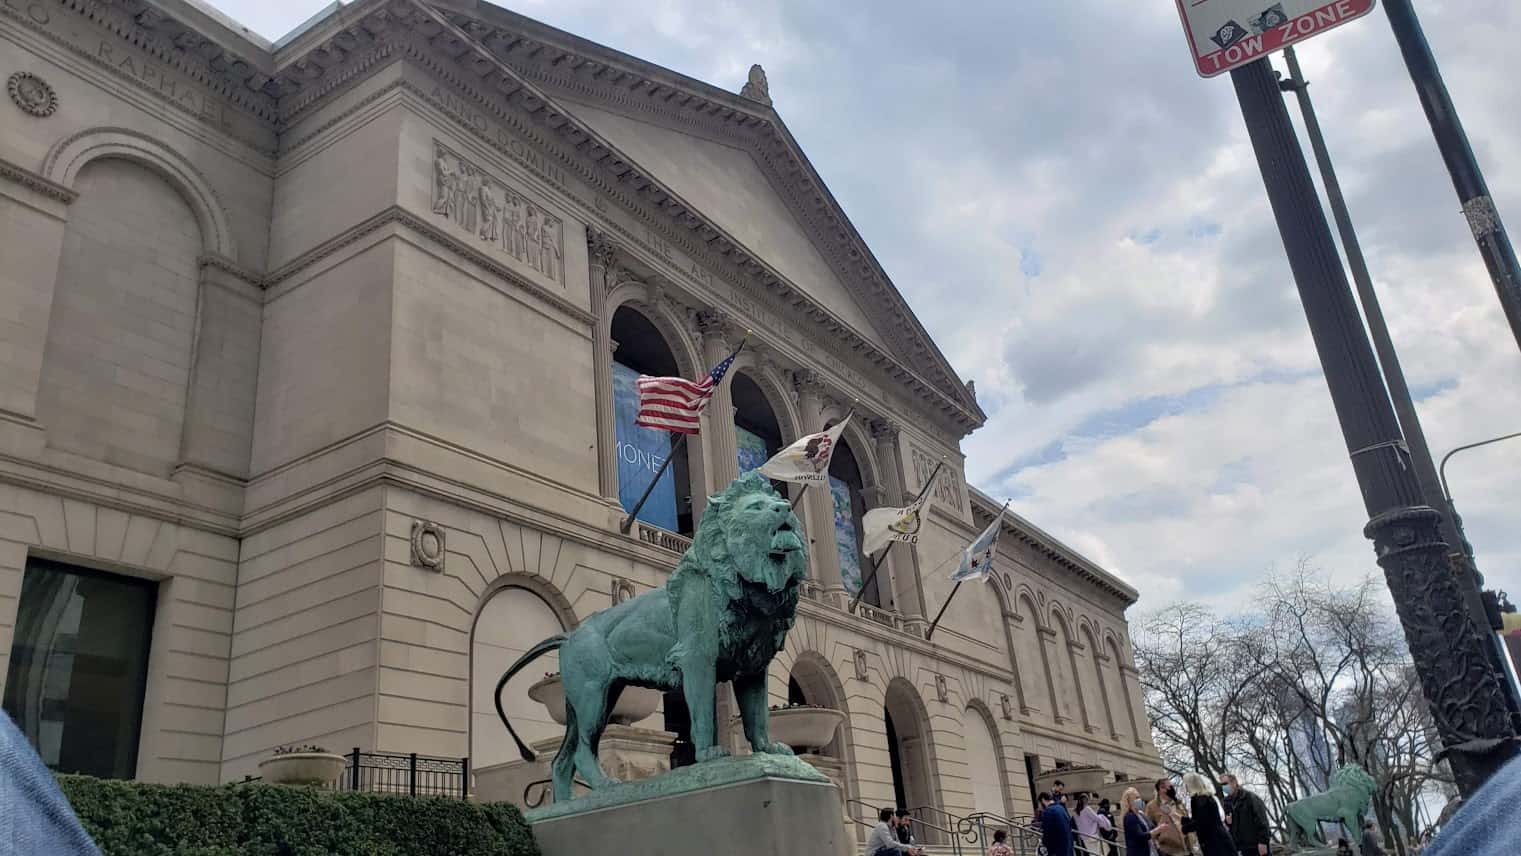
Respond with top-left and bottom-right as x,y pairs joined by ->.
1175,0 -> 1378,78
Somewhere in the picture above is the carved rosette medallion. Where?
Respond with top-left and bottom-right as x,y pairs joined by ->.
611,577 -> 637,606
7,72 -> 57,118
430,141 -> 565,285
410,520 -> 446,572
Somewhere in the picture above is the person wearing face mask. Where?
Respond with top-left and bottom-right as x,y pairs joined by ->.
1180,773 -> 1234,856
1122,786 -> 1166,856
1219,774 -> 1271,856
1147,779 -> 1190,856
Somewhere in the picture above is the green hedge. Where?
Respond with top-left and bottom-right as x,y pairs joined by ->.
56,775 -> 540,856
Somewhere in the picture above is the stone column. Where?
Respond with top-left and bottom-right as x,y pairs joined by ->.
587,231 -> 619,502
794,371 -> 844,601
869,419 -> 927,622
696,310 -> 739,494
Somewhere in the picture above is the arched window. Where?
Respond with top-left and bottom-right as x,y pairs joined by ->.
732,373 -> 782,477
829,437 -> 877,606
610,307 -> 694,535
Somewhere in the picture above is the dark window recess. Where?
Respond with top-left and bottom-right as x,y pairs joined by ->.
664,689 -> 695,769
3,558 -> 157,779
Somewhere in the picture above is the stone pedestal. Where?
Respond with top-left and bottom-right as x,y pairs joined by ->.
473,725 -> 675,806
527,754 -> 847,856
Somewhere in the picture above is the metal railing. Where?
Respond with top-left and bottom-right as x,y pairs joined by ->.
339,748 -> 469,799
958,811 -> 1112,856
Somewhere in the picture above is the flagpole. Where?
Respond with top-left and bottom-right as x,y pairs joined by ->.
924,581 -> 961,642
848,460 -> 945,614
924,499 -> 1009,642
619,433 -> 688,534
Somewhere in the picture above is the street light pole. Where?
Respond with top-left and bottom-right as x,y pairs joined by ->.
1381,0 -> 1521,351
1230,55 -> 1516,795
1277,46 -> 1521,725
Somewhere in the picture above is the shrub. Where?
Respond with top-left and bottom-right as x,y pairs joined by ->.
56,775 -> 540,856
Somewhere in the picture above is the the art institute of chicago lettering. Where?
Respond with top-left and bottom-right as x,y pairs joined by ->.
0,0 -> 1163,840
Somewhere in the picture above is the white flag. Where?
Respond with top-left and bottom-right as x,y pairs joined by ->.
950,503 -> 1007,583
758,417 -> 849,483
861,494 -> 929,556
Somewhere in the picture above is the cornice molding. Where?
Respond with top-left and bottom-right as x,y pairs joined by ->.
0,155 -> 77,204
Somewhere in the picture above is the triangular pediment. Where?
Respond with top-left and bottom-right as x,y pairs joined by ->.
560,99 -> 888,348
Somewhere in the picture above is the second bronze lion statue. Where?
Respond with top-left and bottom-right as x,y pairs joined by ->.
495,472 -> 808,801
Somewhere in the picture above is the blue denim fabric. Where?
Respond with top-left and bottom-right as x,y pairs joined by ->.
0,709 -> 100,855
1426,752 -> 1521,856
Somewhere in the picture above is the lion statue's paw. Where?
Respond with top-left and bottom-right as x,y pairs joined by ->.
757,742 -> 794,756
697,745 -> 731,762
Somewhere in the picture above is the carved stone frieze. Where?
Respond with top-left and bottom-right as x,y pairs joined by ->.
410,520 -> 446,571
911,446 -> 963,509
7,71 -> 56,117
431,141 -> 565,285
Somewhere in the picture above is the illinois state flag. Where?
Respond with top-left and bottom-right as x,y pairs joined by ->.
758,416 -> 849,483
861,494 -> 929,556
950,504 -> 1007,583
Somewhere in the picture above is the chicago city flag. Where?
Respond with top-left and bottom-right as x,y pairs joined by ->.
950,502 -> 1009,583
861,494 -> 929,556
758,413 -> 851,483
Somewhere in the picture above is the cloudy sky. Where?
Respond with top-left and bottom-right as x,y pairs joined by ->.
221,0 -> 1520,614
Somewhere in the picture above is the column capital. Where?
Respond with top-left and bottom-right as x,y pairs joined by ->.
869,418 -> 900,443
586,228 -> 619,269
693,308 -> 732,338
792,368 -> 827,397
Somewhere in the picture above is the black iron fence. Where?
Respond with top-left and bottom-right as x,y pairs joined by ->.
340,748 -> 469,799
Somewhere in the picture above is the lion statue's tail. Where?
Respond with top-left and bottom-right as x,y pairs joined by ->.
494,634 -> 566,762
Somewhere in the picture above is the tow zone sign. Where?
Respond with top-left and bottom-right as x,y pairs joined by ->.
1176,0 -> 1377,77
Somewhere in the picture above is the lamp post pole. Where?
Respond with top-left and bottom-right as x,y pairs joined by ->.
1277,46 -> 1521,725
1229,54 -> 1517,795
1381,0 -> 1521,351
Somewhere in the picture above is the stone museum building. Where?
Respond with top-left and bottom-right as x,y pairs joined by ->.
0,0 -> 1163,838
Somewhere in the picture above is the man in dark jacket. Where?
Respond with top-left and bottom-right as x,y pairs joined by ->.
1221,773 -> 1271,856
1039,791 -> 1075,856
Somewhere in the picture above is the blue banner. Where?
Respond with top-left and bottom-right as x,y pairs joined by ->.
831,476 -> 862,596
613,362 -> 678,530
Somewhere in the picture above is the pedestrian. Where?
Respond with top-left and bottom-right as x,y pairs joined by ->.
986,828 -> 1014,856
1053,778 -> 1069,806
1360,819 -> 1386,856
1039,791 -> 1075,856
1074,792 -> 1114,852
1220,773 -> 1272,856
0,709 -> 100,854
1098,798 -> 1121,856
1123,786 -> 1165,856
866,806 -> 924,856
895,809 -> 916,846
1180,773 -> 1234,856
1147,779 -> 1189,856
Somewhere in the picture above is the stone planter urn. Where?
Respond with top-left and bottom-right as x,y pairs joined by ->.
767,706 -> 845,753
528,674 -> 662,726
258,750 -> 347,786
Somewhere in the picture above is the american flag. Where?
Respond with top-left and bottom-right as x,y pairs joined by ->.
635,342 -> 744,434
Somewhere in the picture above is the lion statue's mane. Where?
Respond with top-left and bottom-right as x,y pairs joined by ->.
1284,763 -> 1379,853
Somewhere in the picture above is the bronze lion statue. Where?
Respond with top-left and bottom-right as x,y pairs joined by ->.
1284,763 -> 1378,853
495,472 -> 808,801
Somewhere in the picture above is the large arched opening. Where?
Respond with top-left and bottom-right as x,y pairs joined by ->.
733,371 -> 784,481
884,679 -> 940,840
610,306 -> 695,536
469,582 -> 573,771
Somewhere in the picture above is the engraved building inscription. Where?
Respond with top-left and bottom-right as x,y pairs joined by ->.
431,142 -> 565,285
912,446 -> 964,510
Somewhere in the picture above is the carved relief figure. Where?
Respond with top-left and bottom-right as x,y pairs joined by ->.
430,143 -> 566,285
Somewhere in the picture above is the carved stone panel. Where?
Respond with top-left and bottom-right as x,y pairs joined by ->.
430,141 -> 565,285
910,446 -> 964,511
410,520 -> 446,571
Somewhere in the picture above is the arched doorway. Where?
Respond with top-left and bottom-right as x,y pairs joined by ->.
788,653 -> 850,759
884,679 -> 939,838
470,585 -> 569,770
611,306 -> 695,536
829,437 -> 878,606
733,372 -> 785,490
963,705 -> 1007,817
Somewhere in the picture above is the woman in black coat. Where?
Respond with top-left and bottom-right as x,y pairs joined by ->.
1181,773 -> 1236,856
